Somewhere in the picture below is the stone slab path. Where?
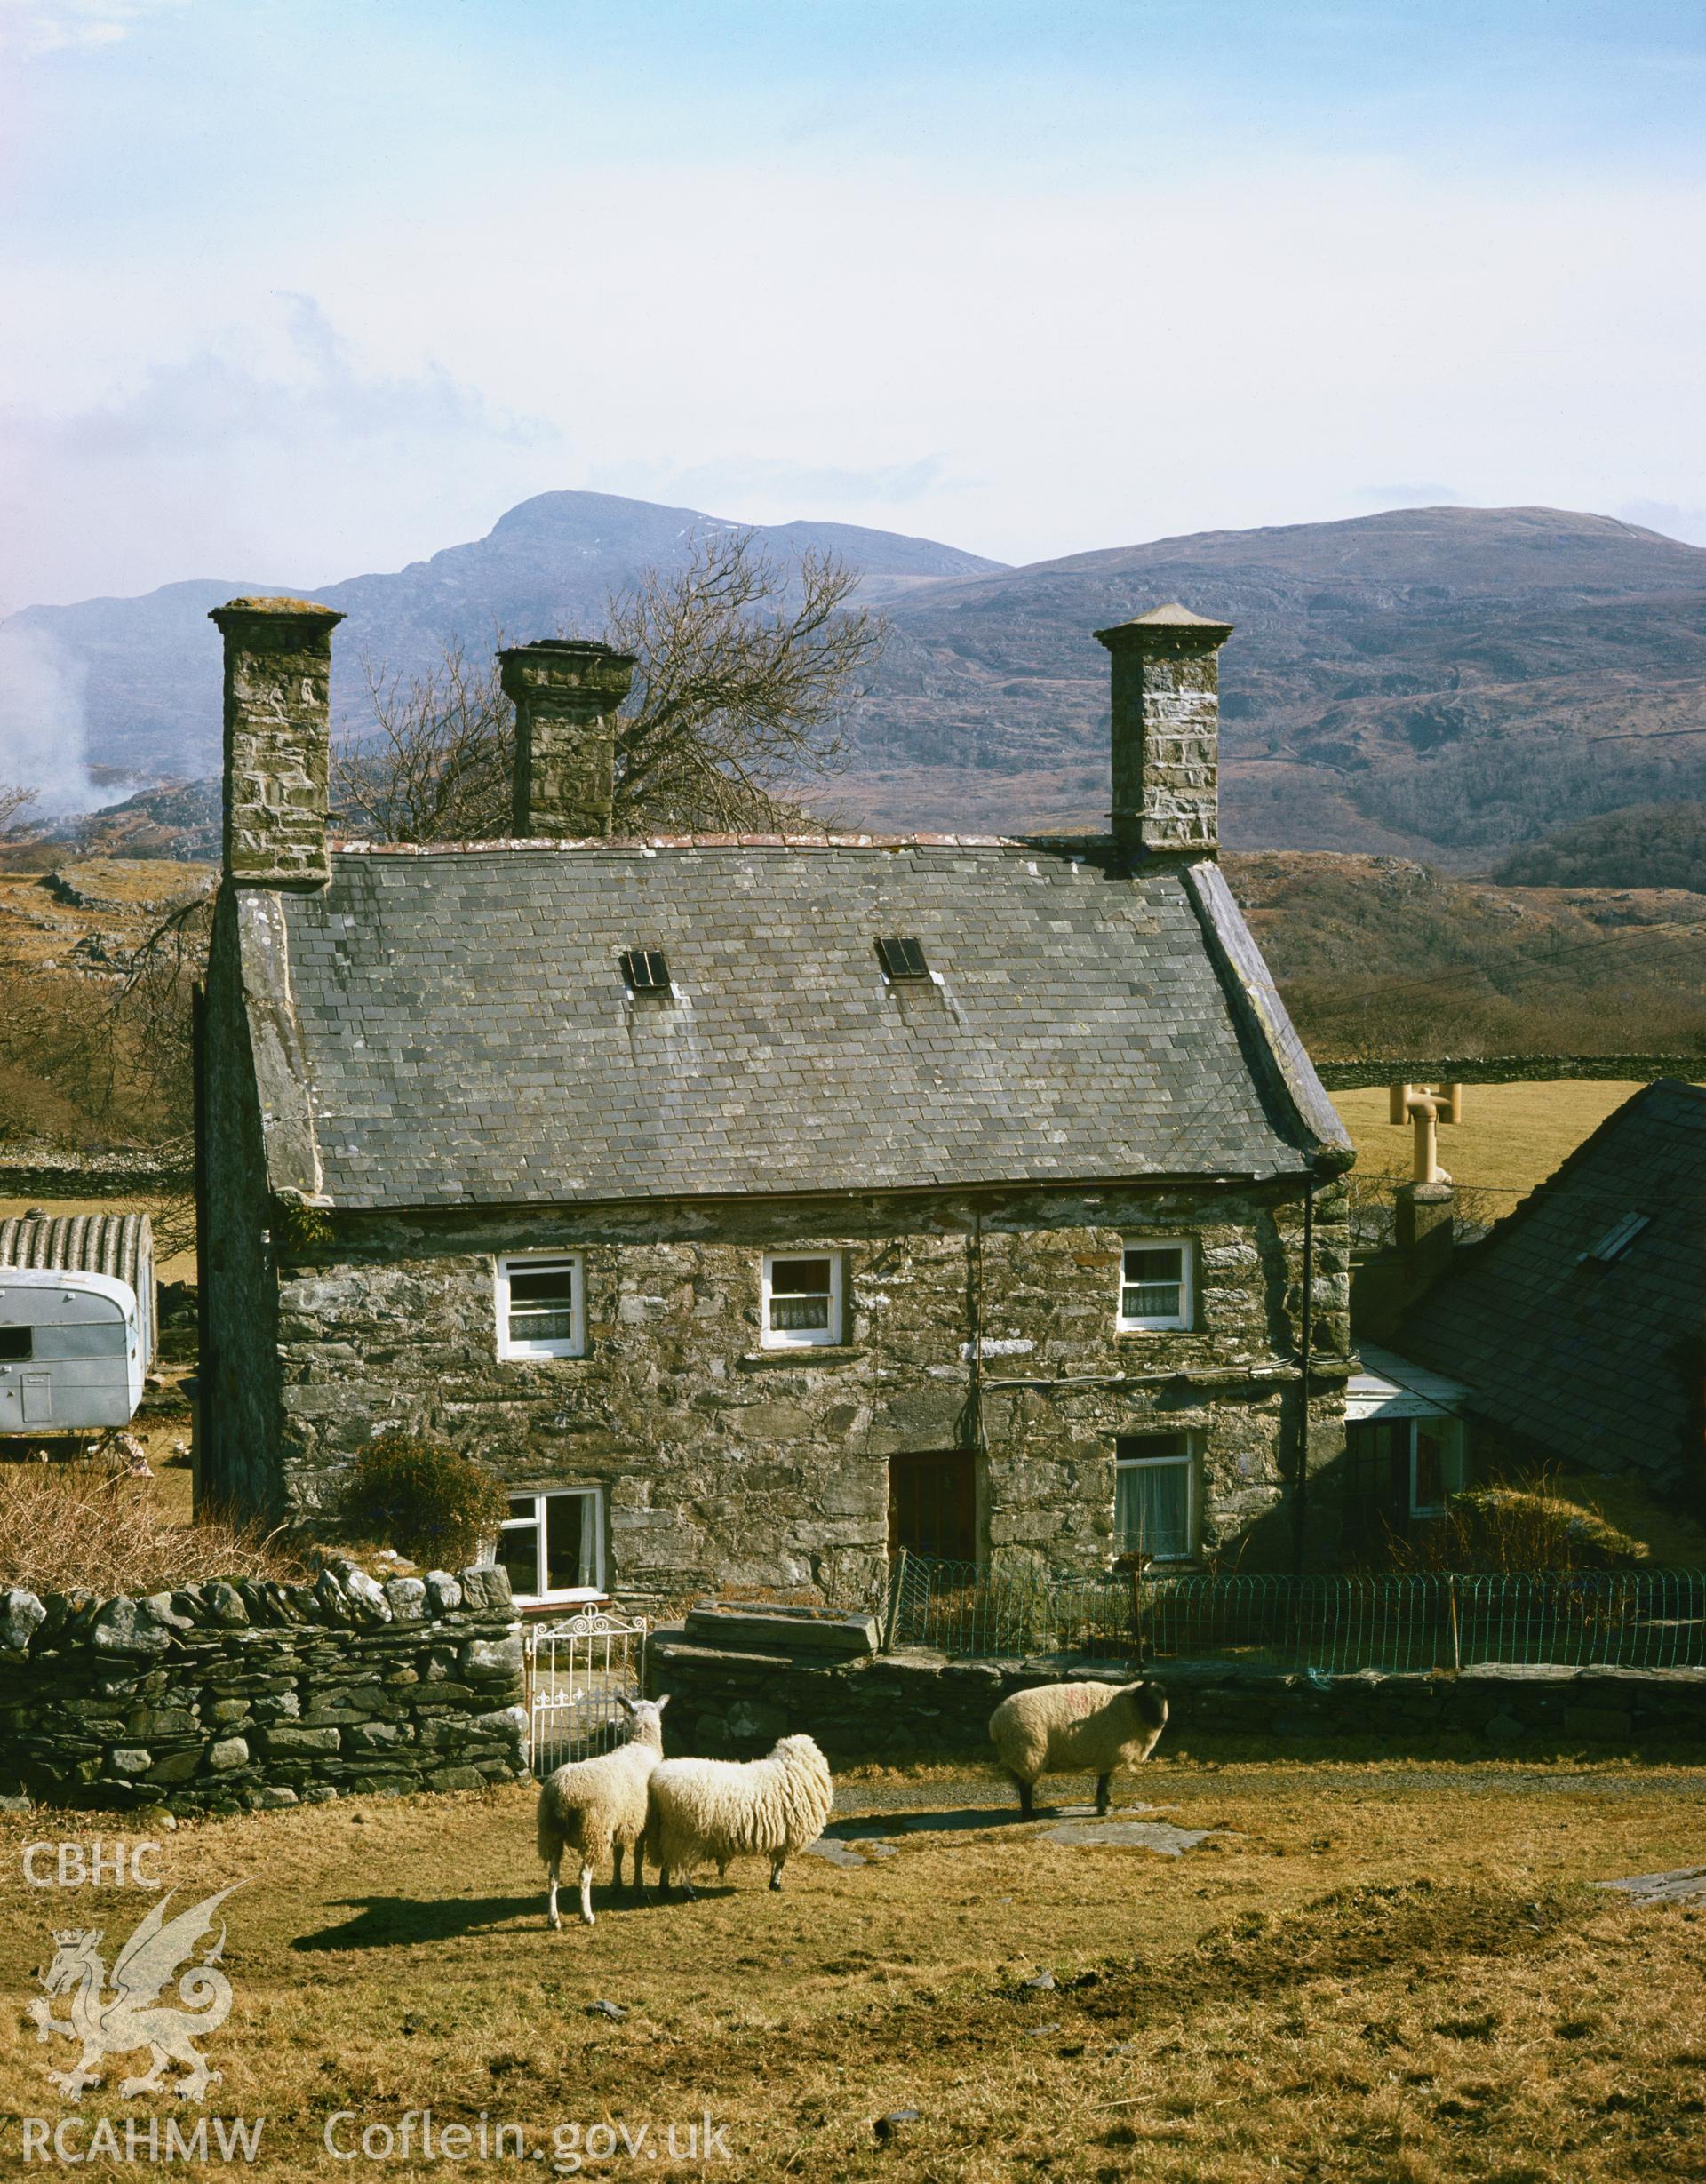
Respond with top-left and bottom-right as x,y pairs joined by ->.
806,1795 -> 1225,1864
1595,1867 -> 1706,1906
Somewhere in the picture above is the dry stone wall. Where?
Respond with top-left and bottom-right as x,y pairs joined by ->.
0,1562 -> 527,1817
650,1632 -> 1706,1763
259,1178 -> 1352,1602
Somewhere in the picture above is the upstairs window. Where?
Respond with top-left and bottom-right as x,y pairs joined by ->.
1115,1433 -> 1196,1562
877,936 -> 929,981
497,1486 -> 603,1603
621,948 -> 672,992
1118,1239 -> 1192,1331
761,1253 -> 844,1348
496,1253 -> 585,1359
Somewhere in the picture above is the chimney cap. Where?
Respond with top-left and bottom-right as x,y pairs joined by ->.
209,594 -> 344,627
497,637 -> 638,666
1095,602 -> 1233,650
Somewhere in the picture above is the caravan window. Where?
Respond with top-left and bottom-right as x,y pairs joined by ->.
0,1328 -> 28,1360
32,1321 -> 129,1360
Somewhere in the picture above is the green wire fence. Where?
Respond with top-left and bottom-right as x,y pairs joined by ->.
882,1554 -> 1706,1674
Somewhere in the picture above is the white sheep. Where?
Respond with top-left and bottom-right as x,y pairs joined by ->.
646,1733 -> 834,1897
537,1694 -> 669,1930
989,1678 -> 1168,1819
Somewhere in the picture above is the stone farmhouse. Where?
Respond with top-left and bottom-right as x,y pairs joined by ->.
195,593 -> 1355,1608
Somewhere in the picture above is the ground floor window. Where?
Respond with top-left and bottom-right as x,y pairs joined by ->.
1115,1432 -> 1196,1561
497,1487 -> 604,1603
889,1449 -> 979,1564
1343,1415 -> 1466,1549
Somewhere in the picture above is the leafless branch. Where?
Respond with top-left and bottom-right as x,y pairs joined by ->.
332,531 -> 887,843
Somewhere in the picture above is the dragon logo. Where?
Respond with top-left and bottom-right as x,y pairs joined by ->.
30,1882 -> 247,2103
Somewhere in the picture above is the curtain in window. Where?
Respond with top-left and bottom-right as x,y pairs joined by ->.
1116,1461 -> 1192,1558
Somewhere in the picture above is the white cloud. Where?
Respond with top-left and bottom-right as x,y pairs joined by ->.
1615,499 -> 1706,548
0,295 -> 563,605
0,0 -> 185,58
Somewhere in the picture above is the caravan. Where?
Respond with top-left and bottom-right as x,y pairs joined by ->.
0,1269 -> 146,1431
0,1215 -> 156,1436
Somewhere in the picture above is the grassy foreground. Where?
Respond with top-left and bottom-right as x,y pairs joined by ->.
3,1759 -> 1704,2180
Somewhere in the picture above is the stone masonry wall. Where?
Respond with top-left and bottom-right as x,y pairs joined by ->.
0,1562 -> 526,1817
649,1635 -> 1706,1764
259,1178 -> 1351,1602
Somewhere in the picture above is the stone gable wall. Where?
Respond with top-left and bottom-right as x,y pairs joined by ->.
0,1564 -> 527,1817
258,1178 -> 1351,1601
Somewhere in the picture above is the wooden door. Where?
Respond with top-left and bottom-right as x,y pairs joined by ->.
889,1451 -> 978,1565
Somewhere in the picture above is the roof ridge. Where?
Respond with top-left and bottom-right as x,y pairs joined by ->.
325,831 -> 1027,855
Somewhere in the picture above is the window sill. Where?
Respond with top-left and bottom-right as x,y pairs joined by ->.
1114,1327 -> 1196,1342
737,1345 -> 863,1370
496,1349 -> 592,1366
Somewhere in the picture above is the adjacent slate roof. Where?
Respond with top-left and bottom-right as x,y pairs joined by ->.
1401,1080 -> 1706,1485
241,834 -> 1348,1209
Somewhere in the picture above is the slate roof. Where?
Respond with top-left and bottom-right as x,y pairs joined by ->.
1401,1080 -> 1706,1485
243,833 -> 1348,1210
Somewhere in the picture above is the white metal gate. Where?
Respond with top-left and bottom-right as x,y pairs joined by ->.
525,1609 -> 649,1778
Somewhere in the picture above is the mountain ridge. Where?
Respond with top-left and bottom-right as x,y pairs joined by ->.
8,493 -> 1706,865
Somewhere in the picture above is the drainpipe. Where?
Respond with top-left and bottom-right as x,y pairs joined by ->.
1292,1176 -> 1316,1579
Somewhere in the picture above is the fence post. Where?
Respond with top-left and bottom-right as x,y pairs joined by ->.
1447,1574 -> 1462,1675
882,1548 -> 908,1653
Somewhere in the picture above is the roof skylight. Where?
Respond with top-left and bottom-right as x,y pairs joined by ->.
877,936 -> 929,981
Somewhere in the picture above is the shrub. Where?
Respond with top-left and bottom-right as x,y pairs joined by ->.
339,1432 -> 508,1568
1399,1478 -> 1646,1573
0,1458 -> 303,1597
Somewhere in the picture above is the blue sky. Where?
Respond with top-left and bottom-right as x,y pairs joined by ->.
3,0 -> 1704,609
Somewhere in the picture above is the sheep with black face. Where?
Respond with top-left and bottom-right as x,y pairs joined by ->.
989,1678 -> 1168,1818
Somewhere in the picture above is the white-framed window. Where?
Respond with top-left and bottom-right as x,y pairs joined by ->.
495,1254 -> 585,1359
1117,1239 -> 1192,1331
761,1253 -> 844,1348
496,1487 -> 604,1603
1115,1433 -> 1197,1561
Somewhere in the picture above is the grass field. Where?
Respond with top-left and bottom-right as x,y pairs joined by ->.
4,1761 -> 1705,2180
1330,1080 -> 1693,1216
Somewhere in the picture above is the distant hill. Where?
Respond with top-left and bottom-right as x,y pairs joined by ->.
850,506 -> 1706,860
9,495 -> 1706,864
1224,849 -> 1706,1063
1493,802 -> 1706,892
4,491 -> 1006,784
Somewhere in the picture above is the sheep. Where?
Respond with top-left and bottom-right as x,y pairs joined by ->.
646,1733 -> 834,1898
989,1678 -> 1168,1819
537,1694 -> 669,1930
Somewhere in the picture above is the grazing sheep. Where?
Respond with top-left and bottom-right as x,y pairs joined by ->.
646,1734 -> 834,1897
989,1678 -> 1168,1819
537,1694 -> 669,1930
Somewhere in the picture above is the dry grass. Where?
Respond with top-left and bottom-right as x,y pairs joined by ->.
2,1760 -> 1703,2179
0,1456 -> 303,1597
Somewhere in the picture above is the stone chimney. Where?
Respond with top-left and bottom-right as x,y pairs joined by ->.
1093,602 -> 1233,858
208,596 -> 344,886
499,639 -> 638,839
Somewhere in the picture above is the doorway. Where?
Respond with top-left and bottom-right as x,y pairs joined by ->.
888,1450 -> 979,1565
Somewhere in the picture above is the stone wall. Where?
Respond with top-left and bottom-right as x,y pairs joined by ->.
251,1176 -> 1351,1601
196,889 -> 285,1518
0,1562 -> 526,1816
649,1631 -> 1706,1762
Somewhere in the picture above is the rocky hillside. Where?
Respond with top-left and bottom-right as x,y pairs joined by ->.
851,506 -> 1706,861
11,497 -> 1706,866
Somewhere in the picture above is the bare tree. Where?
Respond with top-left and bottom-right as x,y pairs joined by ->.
333,530 -> 886,843
606,530 -> 881,832
0,779 -> 38,836
335,640 -> 513,845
